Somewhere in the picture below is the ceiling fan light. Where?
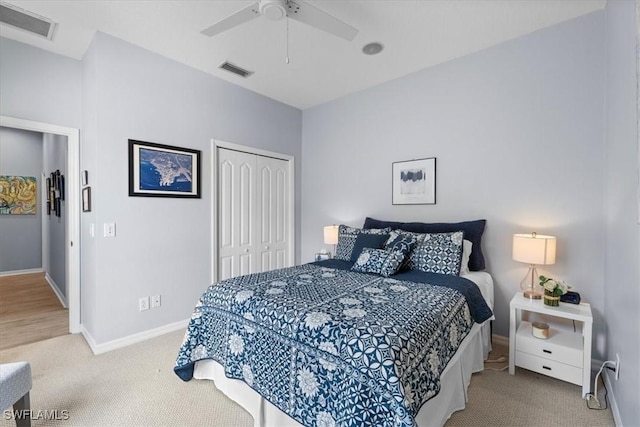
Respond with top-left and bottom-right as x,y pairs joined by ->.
259,0 -> 287,21
362,42 -> 384,55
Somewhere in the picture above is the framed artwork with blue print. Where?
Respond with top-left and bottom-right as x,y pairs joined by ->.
392,157 -> 436,205
129,139 -> 201,198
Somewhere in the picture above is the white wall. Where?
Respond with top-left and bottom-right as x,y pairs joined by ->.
603,1 -> 640,425
81,33 -> 302,344
302,11 -> 607,357
0,127 -> 43,272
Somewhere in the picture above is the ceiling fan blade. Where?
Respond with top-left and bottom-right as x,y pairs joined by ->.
201,2 -> 260,37
287,0 -> 358,41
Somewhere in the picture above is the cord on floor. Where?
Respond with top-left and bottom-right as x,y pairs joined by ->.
484,355 -> 509,371
586,360 -> 614,410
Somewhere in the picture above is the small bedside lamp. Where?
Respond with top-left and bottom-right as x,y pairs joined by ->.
323,225 -> 339,257
512,232 -> 556,299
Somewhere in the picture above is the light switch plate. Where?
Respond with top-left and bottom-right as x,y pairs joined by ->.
104,223 -> 116,237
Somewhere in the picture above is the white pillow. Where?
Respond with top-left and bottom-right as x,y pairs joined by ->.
459,239 -> 472,276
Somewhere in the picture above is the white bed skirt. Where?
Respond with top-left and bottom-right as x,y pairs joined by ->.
193,320 -> 491,427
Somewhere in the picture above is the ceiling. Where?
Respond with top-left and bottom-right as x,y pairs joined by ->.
0,0 -> 606,110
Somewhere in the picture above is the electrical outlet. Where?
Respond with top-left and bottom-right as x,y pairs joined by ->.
151,294 -> 161,309
139,296 -> 149,311
615,353 -> 620,380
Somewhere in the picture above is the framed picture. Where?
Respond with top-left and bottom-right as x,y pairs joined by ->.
82,187 -> 91,212
82,170 -> 88,187
0,176 -> 37,215
128,139 -> 201,198
57,170 -> 65,201
392,157 -> 436,205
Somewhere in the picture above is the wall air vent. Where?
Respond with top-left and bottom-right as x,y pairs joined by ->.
218,61 -> 254,78
0,2 -> 56,40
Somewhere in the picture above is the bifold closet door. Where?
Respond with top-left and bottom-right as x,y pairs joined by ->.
218,148 -> 290,281
218,148 -> 256,281
256,155 -> 289,272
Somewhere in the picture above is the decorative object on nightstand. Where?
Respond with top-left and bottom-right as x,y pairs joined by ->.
323,225 -> 339,258
539,275 -> 570,306
512,232 -> 556,299
531,322 -> 550,339
314,250 -> 330,262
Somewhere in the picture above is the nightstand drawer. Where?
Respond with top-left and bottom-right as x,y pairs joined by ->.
516,321 -> 583,367
515,351 -> 583,385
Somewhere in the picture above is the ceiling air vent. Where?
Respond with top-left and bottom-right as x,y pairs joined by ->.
0,2 -> 56,40
218,61 -> 254,78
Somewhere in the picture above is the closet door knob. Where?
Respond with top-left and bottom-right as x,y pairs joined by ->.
264,246 -> 269,250
244,248 -> 250,253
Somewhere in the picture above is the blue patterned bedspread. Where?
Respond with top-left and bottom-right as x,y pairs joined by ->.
175,263 -> 492,427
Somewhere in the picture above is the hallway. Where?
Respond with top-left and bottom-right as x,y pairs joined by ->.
0,272 -> 68,350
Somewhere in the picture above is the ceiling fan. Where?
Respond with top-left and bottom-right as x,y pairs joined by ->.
201,0 -> 358,41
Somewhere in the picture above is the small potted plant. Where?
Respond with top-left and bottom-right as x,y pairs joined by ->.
539,276 -> 570,307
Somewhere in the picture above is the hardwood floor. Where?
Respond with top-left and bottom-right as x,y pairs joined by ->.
0,272 -> 69,350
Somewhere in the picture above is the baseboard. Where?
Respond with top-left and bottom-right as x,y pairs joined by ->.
492,334 -> 509,347
44,273 -> 67,308
81,318 -> 190,355
0,268 -> 44,277
602,369 -> 622,426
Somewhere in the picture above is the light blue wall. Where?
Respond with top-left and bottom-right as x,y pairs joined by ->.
302,11 -> 607,358
0,127 -> 43,272
82,33 -> 302,343
43,134 -> 67,298
80,36 -> 99,338
604,1 -> 640,425
0,38 -> 81,128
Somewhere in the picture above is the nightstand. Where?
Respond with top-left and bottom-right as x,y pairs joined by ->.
509,292 -> 593,398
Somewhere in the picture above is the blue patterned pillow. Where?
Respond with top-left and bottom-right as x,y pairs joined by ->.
350,233 -> 390,262
334,225 -> 389,261
384,230 -> 418,260
363,217 -> 487,271
351,248 -> 406,277
408,231 -> 464,276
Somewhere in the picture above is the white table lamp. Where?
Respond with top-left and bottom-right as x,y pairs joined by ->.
512,232 -> 556,299
323,225 -> 339,257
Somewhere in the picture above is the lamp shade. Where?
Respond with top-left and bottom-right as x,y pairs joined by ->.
323,225 -> 339,245
512,233 -> 556,265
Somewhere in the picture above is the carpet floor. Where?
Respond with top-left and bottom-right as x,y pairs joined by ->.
0,331 -> 614,426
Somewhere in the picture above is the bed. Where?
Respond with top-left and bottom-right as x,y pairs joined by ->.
175,218 -> 494,427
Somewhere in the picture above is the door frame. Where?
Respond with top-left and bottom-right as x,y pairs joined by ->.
1,115 -> 81,333
211,139 -> 295,283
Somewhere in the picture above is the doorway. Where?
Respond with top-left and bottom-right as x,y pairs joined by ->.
0,115 -> 80,333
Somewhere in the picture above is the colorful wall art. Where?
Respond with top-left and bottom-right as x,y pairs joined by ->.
0,176 -> 37,215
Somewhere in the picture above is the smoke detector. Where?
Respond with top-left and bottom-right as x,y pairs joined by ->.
362,42 -> 384,55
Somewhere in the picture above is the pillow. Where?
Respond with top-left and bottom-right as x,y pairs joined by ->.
408,231 -> 464,276
459,239 -> 472,276
363,217 -> 486,271
351,248 -> 405,277
334,225 -> 389,261
384,230 -> 419,265
385,230 -> 418,254
350,233 -> 390,262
